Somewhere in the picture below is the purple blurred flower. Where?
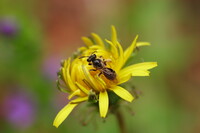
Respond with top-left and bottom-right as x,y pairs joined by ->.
0,18 -> 18,37
43,56 -> 61,80
3,92 -> 36,129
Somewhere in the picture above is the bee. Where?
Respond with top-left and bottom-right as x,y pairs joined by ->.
79,52 -> 116,80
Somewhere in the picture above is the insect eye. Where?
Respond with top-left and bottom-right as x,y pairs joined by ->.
87,58 -> 91,62
91,54 -> 96,60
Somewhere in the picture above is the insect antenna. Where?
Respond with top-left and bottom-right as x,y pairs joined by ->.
79,56 -> 89,59
91,51 -> 97,54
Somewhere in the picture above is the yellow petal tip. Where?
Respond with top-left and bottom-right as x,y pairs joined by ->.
126,95 -> 134,103
111,25 -> 116,31
110,86 -> 134,103
135,34 -> 139,39
100,112 -> 107,118
136,42 -> 151,47
151,62 -> 158,68
81,36 -> 86,40
53,103 -> 78,128
130,96 -> 134,102
53,123 -> 58,128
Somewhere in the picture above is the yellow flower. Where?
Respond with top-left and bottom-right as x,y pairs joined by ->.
53,26 -> 157,128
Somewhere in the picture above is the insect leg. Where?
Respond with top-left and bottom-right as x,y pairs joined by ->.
98,72 -> 103,77
89,69 -> 97,71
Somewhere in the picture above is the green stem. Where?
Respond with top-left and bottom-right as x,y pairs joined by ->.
116,111 -> 127,133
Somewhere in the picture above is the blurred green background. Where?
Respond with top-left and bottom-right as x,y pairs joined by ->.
0,0 -> 200,133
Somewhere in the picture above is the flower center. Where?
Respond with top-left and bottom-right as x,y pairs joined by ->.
71,51 -> 118,93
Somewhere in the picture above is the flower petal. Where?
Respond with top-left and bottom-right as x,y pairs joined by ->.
119,62 -> 157,77
61,60 -> 68,84
132,70 -> 150,76
110,86 -> 134,102
89,45 -> 103,51
75,82 -> 89,95
66,58 -> 78,91
78,46 -> 87,52
82,65 -> 99,91
70,96 -> 88,104
118,73 -> 131,85
95,75 -> 106,90
68,89 -> 81,100
91,33 -> 105,48
123,35 -> 138,64
81,37 -> 94,47
110,26 -> 124,71
136,42 -> 150,47
105,39 -> 118,59
99,91 -> 109,118
53,103 -> 78,128
111,25 -> 117,45
127,62 -> 157,70
115,41 -> 124,71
